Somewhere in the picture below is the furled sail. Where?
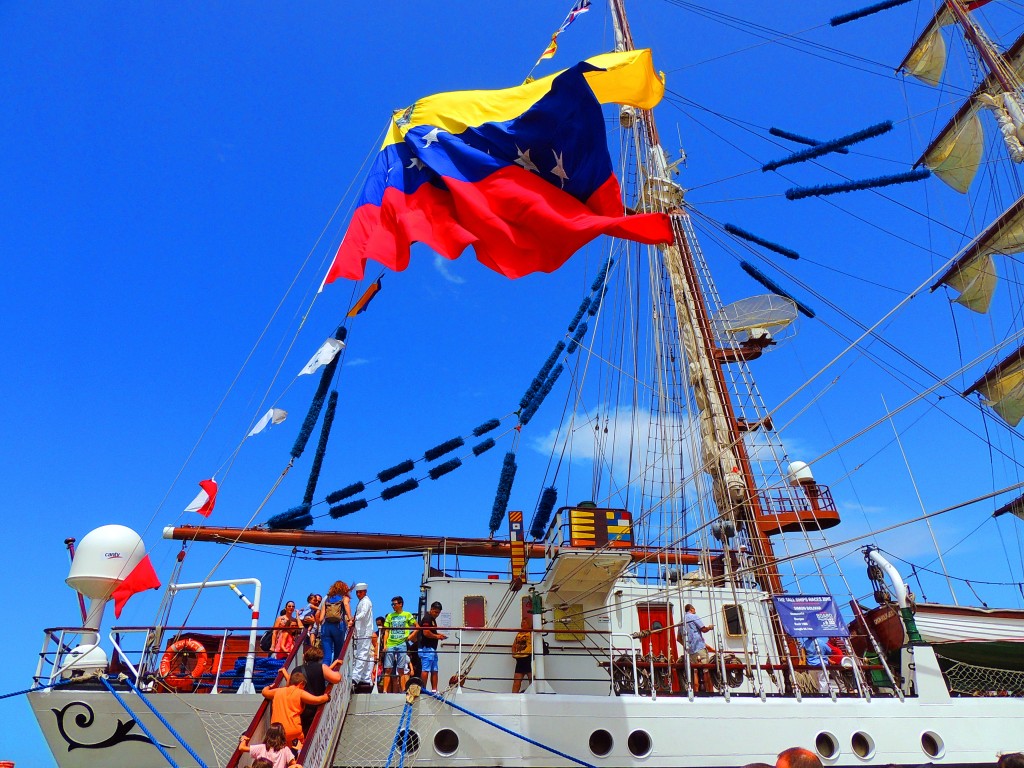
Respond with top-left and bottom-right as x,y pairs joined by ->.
913,32 -> 1024,192
900,20 -> 949,86
964,344 -> 1024,426
920,112 -> 984,193
932,194 -> 1024,313
897,7 -> 952,86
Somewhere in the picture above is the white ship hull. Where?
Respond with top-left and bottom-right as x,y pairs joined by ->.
28,682 -> 1024,768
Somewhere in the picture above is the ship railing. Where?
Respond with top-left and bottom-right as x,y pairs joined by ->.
35,627 -> 99,687
759,484 -> 835,510
36,624 -> 294,693
441,624 -> 889,700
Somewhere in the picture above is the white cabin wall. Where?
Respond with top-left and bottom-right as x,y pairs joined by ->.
422,575 -> 784,697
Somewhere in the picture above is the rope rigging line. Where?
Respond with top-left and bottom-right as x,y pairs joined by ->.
660,0 -> 950,84
0,676 -> 75,700
120,674 -> 210,768
880,545 -> 1024,590
385,699 -> 415,768
420,690 -> 597,768
99,676 -> 180,768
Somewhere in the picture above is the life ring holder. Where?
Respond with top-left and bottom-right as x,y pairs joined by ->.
159,637 -> 209,692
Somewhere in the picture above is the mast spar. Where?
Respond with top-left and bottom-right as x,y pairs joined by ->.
608,0 -> 789,596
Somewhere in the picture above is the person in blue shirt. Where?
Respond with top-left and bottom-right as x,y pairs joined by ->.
677,604 -> 714,692
798,636 -> 828,694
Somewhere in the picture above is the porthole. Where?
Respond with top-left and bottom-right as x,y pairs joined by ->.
851,732 -> 874,759
396,730 -> 420,754
589,729 -> 614,757
922,731 -> 944,759
627,730 -> 652,758
815,732 -> 839,760
433,728 -> 459,756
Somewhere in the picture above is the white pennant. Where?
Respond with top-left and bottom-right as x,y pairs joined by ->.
299,338 -> 346,376
248,408 -> 288,437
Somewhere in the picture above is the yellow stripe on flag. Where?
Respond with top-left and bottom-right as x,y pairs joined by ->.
381,49 -> 664,148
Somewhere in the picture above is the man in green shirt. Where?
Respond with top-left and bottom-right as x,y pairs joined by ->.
381,595 -> 418,693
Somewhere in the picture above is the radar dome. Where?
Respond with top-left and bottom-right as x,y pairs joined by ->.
66,524 -> 146,599
786,461 -> 815,487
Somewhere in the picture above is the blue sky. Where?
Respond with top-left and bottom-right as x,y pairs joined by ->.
4,1 -> 1024,764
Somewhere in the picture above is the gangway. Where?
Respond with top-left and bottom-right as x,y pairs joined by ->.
227,632 -> 354,768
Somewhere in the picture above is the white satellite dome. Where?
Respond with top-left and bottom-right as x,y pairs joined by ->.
66,524 -> 147,599
786,461 -> 815,487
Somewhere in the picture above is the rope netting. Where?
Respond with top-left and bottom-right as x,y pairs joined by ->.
937,654 -> 1024,696
191,707 -> 253,767
332,699 -> 440,768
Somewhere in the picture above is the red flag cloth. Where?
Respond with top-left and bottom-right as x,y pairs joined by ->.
964,0 -> 994,8
112,555 -> 161,618
324,54 -> 673,285
184,478 -> 218,517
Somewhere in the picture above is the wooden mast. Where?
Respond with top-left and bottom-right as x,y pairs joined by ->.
607,0 -> 786,595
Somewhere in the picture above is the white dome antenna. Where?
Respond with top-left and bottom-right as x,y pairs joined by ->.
62,525 -> 149,676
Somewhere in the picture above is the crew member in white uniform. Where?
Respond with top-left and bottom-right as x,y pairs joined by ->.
351,582 -> 375,688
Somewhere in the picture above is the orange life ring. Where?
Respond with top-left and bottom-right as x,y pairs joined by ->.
159,638 -> 209,691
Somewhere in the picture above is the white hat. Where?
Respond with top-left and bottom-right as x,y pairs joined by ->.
354,582 -> 368,591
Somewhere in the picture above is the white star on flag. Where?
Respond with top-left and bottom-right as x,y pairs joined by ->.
407,157 -> 426,170
515,146 -> 539,173
422,127 -> 444,147
248,408 -> 288,437
551,150 -> 570,187
299,338 -> 345,376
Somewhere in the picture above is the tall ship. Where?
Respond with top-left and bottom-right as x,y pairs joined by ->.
15,0 -> 1024,766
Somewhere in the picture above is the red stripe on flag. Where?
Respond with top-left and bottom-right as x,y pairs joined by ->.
328,167 -> 672,282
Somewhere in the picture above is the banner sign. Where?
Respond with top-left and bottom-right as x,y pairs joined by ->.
772,595 -> 849,637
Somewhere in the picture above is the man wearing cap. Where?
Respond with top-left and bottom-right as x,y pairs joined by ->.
351,583 -> 375,690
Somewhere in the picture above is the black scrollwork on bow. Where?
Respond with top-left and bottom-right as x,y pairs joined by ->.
51,700 -> 173,752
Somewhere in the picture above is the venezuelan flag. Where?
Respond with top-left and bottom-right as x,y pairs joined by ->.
324,50 -> 674,285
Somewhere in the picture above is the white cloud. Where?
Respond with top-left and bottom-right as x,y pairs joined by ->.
433,255 -> 465,284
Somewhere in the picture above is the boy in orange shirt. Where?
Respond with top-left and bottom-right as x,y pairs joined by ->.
261,669 -> 329,746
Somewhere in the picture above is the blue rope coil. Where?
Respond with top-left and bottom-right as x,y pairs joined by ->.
381,478 -> 419,500
769,127 -> 849,155
590,256 -> 613,292
330,498 -> 368,518
428,457 -> 462,480
378,459 -> 415,483
531,486 -> 558,539
763,121 -> 892,172
739,261 -> 816,319
472,418 -> 501,436
489,452 -> 518,534
724,223 -> 799,260
831,0 -> 911,26
424,436 -> 465,462
326,481 -> 365,504
472,438 -> 496,456
786,168 -> 930,200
